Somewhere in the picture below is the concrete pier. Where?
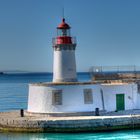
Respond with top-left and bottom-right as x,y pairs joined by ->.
0,110 -> 140,132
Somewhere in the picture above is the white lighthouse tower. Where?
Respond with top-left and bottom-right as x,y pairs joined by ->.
52,18 -> 77,82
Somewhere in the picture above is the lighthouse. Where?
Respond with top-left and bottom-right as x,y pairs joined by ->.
27,17 -> 139,116
52,18 -> 77,82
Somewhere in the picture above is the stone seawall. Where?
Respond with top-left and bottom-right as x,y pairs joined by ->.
0,111 -> 140,132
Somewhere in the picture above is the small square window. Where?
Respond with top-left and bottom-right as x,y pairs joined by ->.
52,90 -> 62,105
84,89 -> 93,104
138,84 -> 140,94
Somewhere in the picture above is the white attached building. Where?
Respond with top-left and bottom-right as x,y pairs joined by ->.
28,82 -> 139,113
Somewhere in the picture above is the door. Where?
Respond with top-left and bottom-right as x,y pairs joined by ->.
116,94 -> 125,111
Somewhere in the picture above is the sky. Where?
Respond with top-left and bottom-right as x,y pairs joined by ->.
0,0 -> 140,72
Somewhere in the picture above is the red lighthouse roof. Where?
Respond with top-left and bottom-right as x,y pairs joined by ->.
57,18 -> 70,29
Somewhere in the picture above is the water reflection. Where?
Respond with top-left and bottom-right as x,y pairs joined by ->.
0,130 -> 140,140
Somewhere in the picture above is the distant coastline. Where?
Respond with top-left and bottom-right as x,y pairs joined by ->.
0,72 -> 89,75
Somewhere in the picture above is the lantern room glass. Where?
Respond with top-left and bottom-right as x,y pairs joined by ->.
57,29 -> 71,37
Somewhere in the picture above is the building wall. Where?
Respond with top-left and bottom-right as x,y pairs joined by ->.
27,83 -> 138,113
136,84 -> 140,109
101,83 -> 138,111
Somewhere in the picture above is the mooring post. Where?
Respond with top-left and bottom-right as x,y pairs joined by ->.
20,109 -> 24,117
95,108 -> 99,116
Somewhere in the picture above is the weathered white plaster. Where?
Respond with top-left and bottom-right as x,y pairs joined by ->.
27,83 -> 138,113
101,83 -> 138,111
53,49 -> 77,82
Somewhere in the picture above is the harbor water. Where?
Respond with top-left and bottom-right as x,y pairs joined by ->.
0,72 -> 140,140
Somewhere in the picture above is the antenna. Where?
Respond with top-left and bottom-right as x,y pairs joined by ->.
62,7 -> 65,19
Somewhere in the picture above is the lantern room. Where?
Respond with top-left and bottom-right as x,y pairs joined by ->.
57,18 -> 71,36
52,18 -> 76,47
55,18 -> 72,45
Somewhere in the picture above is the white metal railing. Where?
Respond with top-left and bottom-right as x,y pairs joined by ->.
90,65 -> 138,72
89,65 -> 140,76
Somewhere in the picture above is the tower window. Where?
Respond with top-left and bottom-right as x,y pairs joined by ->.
138,84 -> 140,94
52,90 -> 62,105
84,89 -> 93,104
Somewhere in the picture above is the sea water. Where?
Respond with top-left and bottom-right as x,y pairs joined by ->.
0,73 -> 140,140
